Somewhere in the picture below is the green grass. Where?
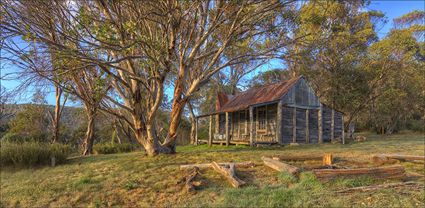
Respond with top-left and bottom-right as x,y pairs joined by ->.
1,132 -> 424,207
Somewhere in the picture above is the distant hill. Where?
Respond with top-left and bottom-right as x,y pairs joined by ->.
0,104 -> 85,131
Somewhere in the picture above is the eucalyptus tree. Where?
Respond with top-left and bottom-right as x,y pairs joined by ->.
1,0 -> 299,155
1,0 -> 110,153
365,11 -> 425,134
285,0 -> 386,132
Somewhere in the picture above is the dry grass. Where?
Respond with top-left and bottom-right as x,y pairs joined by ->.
1,132 -> 424,207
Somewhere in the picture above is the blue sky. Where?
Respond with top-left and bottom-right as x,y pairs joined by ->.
1,0 -> 424,105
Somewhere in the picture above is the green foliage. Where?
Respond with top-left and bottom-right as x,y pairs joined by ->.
1,132 -> 48,143
0,142 -> 72,167
6,104 -> 50,142
93,143 -> 136,154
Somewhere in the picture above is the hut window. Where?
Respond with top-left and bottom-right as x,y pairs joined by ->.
257,107 -> 266,130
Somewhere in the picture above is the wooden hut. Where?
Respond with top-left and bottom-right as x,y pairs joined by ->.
196,76 -> 345,146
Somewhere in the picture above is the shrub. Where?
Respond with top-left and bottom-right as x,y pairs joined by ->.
93,143 -> 136,154
0,142 -> 72,167
1,132 -> 48,143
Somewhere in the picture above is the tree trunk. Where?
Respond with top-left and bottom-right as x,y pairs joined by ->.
132,113 -> 173,156
187,102 -> 197,144
51,85 -> 62,143
163,97 -> 186,153
82,109 -> 95,155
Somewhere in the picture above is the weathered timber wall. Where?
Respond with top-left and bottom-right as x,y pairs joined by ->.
282,106 -> 293,143
308,110 -> 318,143
296,108 -> 306,143
334,111 -> 343,139
282,78 -> 321,107
322,106 -> 332,142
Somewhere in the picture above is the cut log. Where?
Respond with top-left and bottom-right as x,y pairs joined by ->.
322,153 -> 333,166
180,161 -> 255,170
262,157 -> 300,175
211,162 -> 246,188
181,167 -> 201,192
273,155 -> 323,161
375,154 -> 425,162
336,181 -> 424,194
372,155 -> 399,165
313,165 -> 405,181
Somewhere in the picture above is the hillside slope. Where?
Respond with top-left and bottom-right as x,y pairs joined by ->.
1,133 -> 424,207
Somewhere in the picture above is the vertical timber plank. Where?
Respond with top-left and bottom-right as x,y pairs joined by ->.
195,118 -> 198,145
331,109 -> 335,141
215,114 -> 219,134
318,107 -> 323,143
276,101 -> 283,144
225,112 -> 229,146
245,110 -> 248,135
292,107 -> 296,143
342,114 -> 345,144
305,109 -> 309,143
249,106 -> 254,146
209,115 -> 213,146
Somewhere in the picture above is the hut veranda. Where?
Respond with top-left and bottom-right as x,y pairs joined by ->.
196,76 -> 345,146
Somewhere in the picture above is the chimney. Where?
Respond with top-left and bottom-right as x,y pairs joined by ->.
216,92 -> 229,111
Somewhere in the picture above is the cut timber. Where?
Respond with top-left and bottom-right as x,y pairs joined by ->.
273,155 -> 323,161
375,154 -> 425,162
211,162 -> 246,188
313,165 -> 405,181
182,167 -> 200,192
322,153 -> 333,166
262,157 -> 300,175
372,155 -> 399,165
180,161 -> 255,170
336,181 -> 424,194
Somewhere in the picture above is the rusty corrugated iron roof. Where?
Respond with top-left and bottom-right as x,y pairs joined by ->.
216,76 -> 302,113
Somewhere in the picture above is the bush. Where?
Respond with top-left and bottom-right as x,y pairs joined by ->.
93,143 -> 136,154
0,142 -> 72,167
1,132 -> 48,143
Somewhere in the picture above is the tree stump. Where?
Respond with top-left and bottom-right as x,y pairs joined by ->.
322,153 -> 333,166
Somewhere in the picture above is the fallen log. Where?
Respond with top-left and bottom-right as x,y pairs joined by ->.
336,181 -> 424,194
372,155 -> 399,165
272,155 -> 323,161
180,161 -> 255,170
262,157 -> 300,175
375,154 -> 425,162
211,162 -> 246,188
181,167 -> 201,192
313,165 -> 405,181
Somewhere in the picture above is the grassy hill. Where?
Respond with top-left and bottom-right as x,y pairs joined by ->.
1,132 -> 424,207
